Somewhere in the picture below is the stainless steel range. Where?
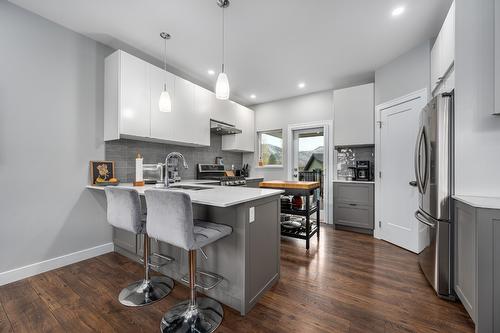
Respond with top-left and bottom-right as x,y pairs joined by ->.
197,164 -> 246,186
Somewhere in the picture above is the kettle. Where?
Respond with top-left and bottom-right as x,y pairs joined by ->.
215,157 -> 224,165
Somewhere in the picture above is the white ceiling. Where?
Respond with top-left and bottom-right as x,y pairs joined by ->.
9,0 -> 452,105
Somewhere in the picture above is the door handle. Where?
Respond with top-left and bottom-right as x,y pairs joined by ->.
409,181 -> 417,187
414,210 -> 436,228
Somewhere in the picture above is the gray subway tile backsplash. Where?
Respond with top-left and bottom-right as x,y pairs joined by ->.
105,134 -> 243,182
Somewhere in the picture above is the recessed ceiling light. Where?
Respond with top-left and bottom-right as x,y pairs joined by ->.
298,82 -> 306,89
208,69 -> 215,75
250,94 -> 256,99
392,6 -> 405,16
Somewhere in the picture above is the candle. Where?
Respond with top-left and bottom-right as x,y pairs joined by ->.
135,154 -> 143,182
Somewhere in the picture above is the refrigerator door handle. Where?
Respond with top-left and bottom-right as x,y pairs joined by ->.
414,125 -> 425,194
421,127 -> 430,192
415,210 -> 436,228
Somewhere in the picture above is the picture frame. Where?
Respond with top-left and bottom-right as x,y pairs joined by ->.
90,160 -> 115,184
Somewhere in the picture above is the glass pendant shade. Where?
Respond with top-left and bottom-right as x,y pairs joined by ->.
215,72 -> 230,100
158,90 -> 172,112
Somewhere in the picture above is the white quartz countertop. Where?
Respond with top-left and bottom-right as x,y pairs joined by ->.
333,180 -> 375,184
87,182 -> 283,208
453,195 -> 500,210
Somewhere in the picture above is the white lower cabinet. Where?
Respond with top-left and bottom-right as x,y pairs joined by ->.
104,49 -> 254,148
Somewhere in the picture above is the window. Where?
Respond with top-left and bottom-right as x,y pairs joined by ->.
258,130 -> 283,167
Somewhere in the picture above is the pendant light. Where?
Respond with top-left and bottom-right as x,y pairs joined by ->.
216,0 -> 230,100
159,32 -> 172,112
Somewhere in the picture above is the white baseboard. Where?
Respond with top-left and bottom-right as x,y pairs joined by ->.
0,243 -> 114,286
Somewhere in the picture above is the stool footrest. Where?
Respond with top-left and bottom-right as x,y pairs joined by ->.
181,270 -> 224,291
139,252 -> 174,270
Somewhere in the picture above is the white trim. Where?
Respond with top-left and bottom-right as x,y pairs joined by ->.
374,88 -> 428,240
286,120 -> 334,224
0,243 -> 114,286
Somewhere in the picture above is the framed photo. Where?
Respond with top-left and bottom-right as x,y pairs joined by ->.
90,161 -> 115,184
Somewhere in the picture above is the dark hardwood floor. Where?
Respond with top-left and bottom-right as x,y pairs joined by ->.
0,226 -> 474,333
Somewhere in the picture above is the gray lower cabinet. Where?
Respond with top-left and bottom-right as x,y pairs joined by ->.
333,182 -> 374,232
454,199 -> 500,333
245,178 -> 263,188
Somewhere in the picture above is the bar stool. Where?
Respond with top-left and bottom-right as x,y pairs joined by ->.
104,187 -> 174,307
145,189 -> 232,333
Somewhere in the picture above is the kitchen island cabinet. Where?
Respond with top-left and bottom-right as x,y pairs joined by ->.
87,183 -> 283,315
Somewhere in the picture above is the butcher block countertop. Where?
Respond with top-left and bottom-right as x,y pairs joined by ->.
259,180 -> 320,190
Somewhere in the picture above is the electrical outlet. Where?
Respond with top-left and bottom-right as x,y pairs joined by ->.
249,207 -> 255,223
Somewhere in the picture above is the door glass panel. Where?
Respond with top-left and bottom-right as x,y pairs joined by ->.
291,128 -> 324,221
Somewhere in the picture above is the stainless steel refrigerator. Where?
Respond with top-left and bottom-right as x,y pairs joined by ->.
414,91 -> 454,299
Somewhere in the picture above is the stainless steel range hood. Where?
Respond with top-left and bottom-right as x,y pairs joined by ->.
210,120 -> 242,135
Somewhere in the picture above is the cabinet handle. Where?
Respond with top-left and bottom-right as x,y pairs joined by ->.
348,203 -> 357,206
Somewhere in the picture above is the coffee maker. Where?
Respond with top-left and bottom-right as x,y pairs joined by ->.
355,160 -> 371,181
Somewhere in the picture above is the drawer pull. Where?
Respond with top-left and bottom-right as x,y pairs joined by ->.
348,203 -> 358,206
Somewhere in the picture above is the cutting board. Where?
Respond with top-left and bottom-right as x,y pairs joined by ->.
259,180 -> 320,190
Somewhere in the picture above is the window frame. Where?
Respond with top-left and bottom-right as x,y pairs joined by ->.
257,129 -> 284,168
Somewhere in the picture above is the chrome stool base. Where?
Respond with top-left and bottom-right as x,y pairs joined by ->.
160,297 -> 223,333
118,275 -> 174,307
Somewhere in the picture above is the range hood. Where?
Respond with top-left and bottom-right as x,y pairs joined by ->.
210,120 -> 242,135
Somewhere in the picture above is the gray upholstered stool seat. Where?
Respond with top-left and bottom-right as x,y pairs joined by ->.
144,189 -> 232,333
104,187 -> 174,307
193,220 -> 232,249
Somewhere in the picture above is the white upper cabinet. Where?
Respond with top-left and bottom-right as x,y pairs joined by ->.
212,97 -> 237,126
104,49 -> 253,147
119,51 -> 150,138
222,104 -> 255,152
333,83 -> 374,146
105,50 -> 213,146
150,64 -> 176,141
193,86 -> 214,145
175,77 -> 210,146
431,1 -> 455,94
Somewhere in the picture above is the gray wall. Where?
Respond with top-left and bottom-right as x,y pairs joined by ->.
454,0 -> 500,197
374,40 -> 431,105
0,2 -> 113,273
106,134 -> 243,182
243,90 -> 334,181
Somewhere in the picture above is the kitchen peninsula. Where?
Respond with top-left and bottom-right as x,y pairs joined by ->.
87,183 -> 283,315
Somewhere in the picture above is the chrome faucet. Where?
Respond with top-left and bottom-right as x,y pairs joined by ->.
164,152 -> 188,187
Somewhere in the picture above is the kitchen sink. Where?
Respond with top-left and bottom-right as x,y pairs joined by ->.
168,185 -> 211,191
